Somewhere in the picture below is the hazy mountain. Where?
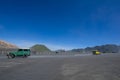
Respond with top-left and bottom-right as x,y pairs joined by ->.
71,44 -> 120,53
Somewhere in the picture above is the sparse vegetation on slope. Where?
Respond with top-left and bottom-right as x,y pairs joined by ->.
0,40 -> 18,49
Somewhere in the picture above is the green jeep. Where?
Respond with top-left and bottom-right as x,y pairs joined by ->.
7,49 -> 31,58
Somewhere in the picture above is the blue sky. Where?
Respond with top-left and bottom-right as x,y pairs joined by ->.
0,0 -> 120,50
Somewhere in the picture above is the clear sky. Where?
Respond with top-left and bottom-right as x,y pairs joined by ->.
0,0 -> 120,50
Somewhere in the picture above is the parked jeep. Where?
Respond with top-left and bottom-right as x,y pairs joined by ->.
7,49 -> 31,58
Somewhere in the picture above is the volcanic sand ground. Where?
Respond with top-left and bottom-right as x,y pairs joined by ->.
0,53 -> 120,80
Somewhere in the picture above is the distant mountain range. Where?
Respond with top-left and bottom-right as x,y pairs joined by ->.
0,40 -> 18,49
0,40 -> 120,53
71,44 -> 120,53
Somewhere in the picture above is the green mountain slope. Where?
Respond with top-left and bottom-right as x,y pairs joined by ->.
30,44 -> 51,52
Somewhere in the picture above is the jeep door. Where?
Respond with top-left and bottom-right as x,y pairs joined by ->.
17,49 -> 24,56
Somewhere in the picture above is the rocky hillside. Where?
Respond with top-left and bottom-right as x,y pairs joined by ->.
0,40 -> 18,48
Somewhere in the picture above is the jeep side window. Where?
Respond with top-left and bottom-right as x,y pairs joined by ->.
24,49 -> 29,51
18,49 -> 23,51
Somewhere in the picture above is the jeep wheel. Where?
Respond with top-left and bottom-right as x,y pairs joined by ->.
24,55 -> 28,58
10,54 -> 15,58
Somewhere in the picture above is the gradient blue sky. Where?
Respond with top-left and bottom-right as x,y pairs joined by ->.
0,0 -> 120,50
